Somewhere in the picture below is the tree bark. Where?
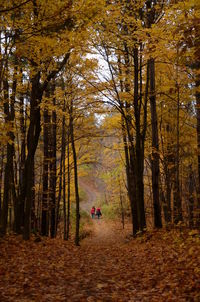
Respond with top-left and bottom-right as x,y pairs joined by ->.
173,78 -> 182,224
41,107 -> 49,236
50,95 -> 57,238
69,104 -> 80,246
149,58 -> 162,228
66,130 -> 71,240
196,74 -> 200,227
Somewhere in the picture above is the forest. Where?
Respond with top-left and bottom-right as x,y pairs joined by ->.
0,0 -> 200,301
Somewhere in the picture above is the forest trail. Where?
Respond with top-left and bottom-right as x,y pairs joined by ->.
0,226 -> 199,301
79,177 -> 128,246
79,177 -> 101,212
1,181 -> 199,301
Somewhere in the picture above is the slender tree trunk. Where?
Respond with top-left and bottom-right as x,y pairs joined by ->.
134,47 -> 146,231
188,164 -> 194,228
41,108 -> 49,236
196,74 -> 200,227
173,78 -> 182,224
63,133 -> 67,240
121,116 -> 138,235
56,151 -> 63,234
50,96 -> 57,238
119,179 -> 125,229
163,123 -> 172,224
0,149 -> 4,216
149,58 -> 162,228
10,62 -> 18,232
23,72 -> 42,240
16,71 -> 26,234
121,49 -> 139,235
66,131 -> 71,240
69,104 -> 80,246
61,113 -> 67,240
0,57 -> 13,235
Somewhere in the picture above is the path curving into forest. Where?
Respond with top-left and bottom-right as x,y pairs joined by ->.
79,177 -> 126,246
79,178 -> 101,213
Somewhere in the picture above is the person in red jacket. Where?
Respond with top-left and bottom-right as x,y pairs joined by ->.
90,206 -> 95,219
96,207 -> 102,219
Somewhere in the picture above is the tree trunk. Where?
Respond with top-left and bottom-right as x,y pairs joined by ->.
41,108 -> 49,236
16,71 -> 26,234
66,131 -> 71,240
50,96 -> 57,238
23,72 -> 42,240
149,58 -> 162,228
196,74 -> 200,227
0,59 -> 15,235
69,104 -> 80,246
134,47 -> 146,231
188,164 -> 194,228
61,111 -> 67,240
173,75 -> 182,224
0,149 -> 4,216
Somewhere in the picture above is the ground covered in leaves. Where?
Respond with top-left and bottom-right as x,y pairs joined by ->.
0,220 -> 200,302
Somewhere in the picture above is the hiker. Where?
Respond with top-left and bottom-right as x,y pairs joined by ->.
96,207 -> 102,219
90,206 -> 95,219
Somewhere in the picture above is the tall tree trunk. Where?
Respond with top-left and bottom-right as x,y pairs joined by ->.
69,104 -> 80,246
173,78 -> 182,224
196,73 -> 200,227
41,108 -> 49,236
22,53 -> 70,240
23,72 -> 42,240
149,58 -> 162,228
188,164 -> 194,228
50,96 -> 57,238
63,128 -> 67,240
16,71 -> 26,234
0,149 -> 4,216
0,56 -> 16,235
134,47 -> 146,231
66,130 -> 71,240
59,99 -> 67,240
122,119 -> 138,235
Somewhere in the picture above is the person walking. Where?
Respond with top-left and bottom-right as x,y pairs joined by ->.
90,206 -> 95,219
96,207 -> 102,219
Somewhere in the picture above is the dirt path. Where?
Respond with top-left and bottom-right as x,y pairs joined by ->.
79,178 -> 102,213
79,177 -> 128,246
1,227 -> 199,302
1,180 -> 199,301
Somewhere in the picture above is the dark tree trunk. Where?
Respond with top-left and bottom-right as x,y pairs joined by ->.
23,72 -> 42,240
162,123 -> 172,224
10,63 -> 18,232
41,108 -> 49,236
196,74 -> 200,227
173,79 -> 182,224
122,118 -> 138,235
188,164 -> 194,228
66,130 -> 71,240
22,53 -> 70,240
56,147 -> 63,235
149,58 -> 162,228
0,149 -> 4,216
133,47 -> 146,231
15,71 -> 26,234
119,179 -> 125,229
50,96 -> 57,238
63,126 -> 67,240
69,104 -> 80,246
0,59 -> 16,235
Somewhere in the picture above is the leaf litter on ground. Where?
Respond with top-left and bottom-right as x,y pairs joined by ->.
0,221 -> 199,302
